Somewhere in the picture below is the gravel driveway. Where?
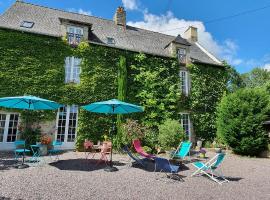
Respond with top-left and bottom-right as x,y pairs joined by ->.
0,151 -> 269,200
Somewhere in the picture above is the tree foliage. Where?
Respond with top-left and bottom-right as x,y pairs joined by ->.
217,88 -> 270,156
241,67 -> 270,88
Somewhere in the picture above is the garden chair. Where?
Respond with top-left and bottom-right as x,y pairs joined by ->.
154,157 -> 182,181
171,141 -> 192,161
122,145 -> 147,168
132,139 -> 155,159
48,140 -> 62,161
191,153 -> 229,184
29,144 -> 43,165
84,140 -> 94,160
14,140 -> 30,164
95,142 -> 110,166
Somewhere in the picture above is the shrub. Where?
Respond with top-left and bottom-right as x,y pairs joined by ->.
158,119 -> 185,150
143,129 -> 158,152
217,88 -> 269,156
121,119 -> 147,146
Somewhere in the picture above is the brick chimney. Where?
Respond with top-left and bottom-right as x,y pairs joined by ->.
114,7 -> 126,27
184,26 -> 198,42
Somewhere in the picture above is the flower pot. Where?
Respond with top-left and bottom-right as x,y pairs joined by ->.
197,140 -> 202,149
215,148 -> 222,153
39,144 -> 48,156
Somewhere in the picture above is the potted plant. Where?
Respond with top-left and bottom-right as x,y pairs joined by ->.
39,134 -> 52,156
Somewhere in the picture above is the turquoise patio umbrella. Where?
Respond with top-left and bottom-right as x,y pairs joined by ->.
82,99 -> 144,171
0,95 -> 62,168
0,95 -> 62,110
82,99 -> 144,114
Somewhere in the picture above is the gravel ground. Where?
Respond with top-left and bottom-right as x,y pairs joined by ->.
0,151 -> 269,200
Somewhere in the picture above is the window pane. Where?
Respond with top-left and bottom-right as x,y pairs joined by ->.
68,27 -> 75,33
56,106 -> 67,142
178,48 -> 186,63
180,113 -> 190,136
7,114 -> 19,142
0,114 -> 6,142
180,71 -> 188,95
67,105 -> 78,142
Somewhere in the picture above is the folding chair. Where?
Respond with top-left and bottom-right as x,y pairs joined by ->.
154,157 -> 182,181
170,141 -> 192,161
14,140 -> 30,164
133,139 -> 155,159
191,153 -> 229,184
95,142 -> 110,166
84,140 -> 94,159
122,145 -> 147,168
48,140 -> 62,161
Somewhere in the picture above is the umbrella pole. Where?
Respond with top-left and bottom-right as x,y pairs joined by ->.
104,118 -> 118,172
17,110 -> 29,169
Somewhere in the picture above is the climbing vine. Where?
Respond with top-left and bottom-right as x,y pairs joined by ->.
0,28 -> 228,149
188,63 -> 228,140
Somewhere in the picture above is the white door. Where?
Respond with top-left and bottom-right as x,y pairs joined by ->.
0,113 -> 20,150
55,105 -> 78,149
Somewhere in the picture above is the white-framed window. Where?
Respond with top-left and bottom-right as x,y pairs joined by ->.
177,48 -> 186,64
0,113 -> 19,143
180,70 -> 189,96
56,105 -> 78,143
67,26 -> 84,45
180,113 -> 191,139
65,57 -> 81,83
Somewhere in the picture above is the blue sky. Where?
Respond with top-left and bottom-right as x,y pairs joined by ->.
1,0 -> 270,73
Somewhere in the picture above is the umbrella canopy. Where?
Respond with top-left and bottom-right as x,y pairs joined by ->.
82,99 -> 143,114
82,99 -> 143,172
0,95 -> 62,110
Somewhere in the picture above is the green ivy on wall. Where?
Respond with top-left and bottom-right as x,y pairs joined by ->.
0,28 -> 229,149
188,63 -> 228,140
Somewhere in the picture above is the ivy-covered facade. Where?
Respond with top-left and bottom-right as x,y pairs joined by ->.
0,1 -> 228,150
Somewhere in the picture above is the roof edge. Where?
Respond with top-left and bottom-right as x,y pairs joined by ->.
195,42 -> 223,65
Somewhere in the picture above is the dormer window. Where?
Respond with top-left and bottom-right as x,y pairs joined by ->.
107,37 -> 115,45
177,48 -> 186,64
20,21 -> 34,28
67,26 -> 84,46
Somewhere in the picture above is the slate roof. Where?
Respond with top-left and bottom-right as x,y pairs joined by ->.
0,1 -> 222,66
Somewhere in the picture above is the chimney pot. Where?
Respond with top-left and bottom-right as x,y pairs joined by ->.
114,6 -> 126,27
184,26 -> 198,42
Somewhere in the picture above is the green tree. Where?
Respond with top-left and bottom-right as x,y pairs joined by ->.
217,88 -> 269,156
225,62 -> 244,92
241,67 -> 270,88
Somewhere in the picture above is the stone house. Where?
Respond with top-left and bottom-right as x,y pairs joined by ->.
0,1 -> 223,150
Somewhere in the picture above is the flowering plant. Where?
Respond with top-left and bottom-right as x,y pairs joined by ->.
199,148 -> 207,154
40,135 -> 52,145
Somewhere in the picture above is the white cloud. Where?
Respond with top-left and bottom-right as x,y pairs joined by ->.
122,0 -> 138,10
127,11 -> 241,65
263,63 -> 270,71
68,8 -> 92,16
